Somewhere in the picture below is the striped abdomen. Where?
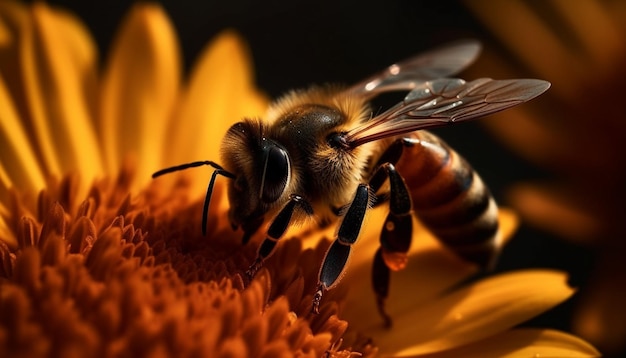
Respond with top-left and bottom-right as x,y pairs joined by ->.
396,131 -> 501,268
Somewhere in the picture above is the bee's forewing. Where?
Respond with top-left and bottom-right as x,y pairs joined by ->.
346,77 -> 551,147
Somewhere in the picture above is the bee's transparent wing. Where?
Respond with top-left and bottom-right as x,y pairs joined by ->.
344,39 -> 481,100
345,78 -> 551,147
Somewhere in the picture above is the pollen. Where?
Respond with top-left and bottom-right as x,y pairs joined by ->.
382,250 -> 408,271
385,220 -> 395,232
0,171 -> 375,357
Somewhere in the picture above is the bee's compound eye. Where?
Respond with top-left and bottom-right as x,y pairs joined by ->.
260,145 -> 290,203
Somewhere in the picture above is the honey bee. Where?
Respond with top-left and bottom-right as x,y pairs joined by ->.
153,40 -> 550,326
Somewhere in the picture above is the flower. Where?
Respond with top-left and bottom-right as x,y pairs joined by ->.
463,1 -> 626,355
0,1 -> 599,357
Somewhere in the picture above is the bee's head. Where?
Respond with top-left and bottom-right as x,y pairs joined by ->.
220,119 -> 292,237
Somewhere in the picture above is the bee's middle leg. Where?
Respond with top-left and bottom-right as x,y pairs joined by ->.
313,184 -> 370,314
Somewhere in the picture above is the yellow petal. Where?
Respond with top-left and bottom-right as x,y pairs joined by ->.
463,0 -> 585,100
481,108 -> 572,171
0,10 -> 11,47
0,209 -> 13,247
0,72 -> 45,202
551,0 -> 624,74
100,3 -> 181,186
573,250 -> 626,355
463,49 -> 573,167
17,3 -> 102,190
606,1 -> 626,35
0,170 -> 16,247
166,30 -> 268,168
369,270 -> 573,356
507,183 -> 601,242
412,328 -> 600,358
497,207 -> 518,245
342,207 -> 517,333
0,2 -> 58,178
0,0 -> 28,62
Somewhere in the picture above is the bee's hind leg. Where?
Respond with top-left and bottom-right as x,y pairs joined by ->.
313,140 -> 414,326
355,138 -> 415,327
370,160 -> 413,328
246,194 -> 313,279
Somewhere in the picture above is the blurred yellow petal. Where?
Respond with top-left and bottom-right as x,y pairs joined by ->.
464,0 -> 584,99
573,249 -> 626,356
1,3 -> 57,179
343,207 -> 518,336
0,13 -> 10,47
551,0 -> 624,74
606,0 -> 626,35
167,30 -> 268,167
24,3 -> 101,190
507,183 -> 602,243
368,270 -> 573,356
462,47 -> 579,169
0,72 -> 45,203
162,30 -> 268,198
0,165 -> 9,201
496,207 -> 518,247
0,0 -> 28,68
100,3 -> 181,186
0,165 -> 16,246
481,108 -> 572,170
414,328 -> 600,358
465,2 -> 626,356
0,209 -> 10,243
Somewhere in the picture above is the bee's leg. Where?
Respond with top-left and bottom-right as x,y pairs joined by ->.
246,194 -> 313,279
370,161 -> 413,328
313,184 -> 370,314
369,138 -> 414,206
369,138 -> 405,192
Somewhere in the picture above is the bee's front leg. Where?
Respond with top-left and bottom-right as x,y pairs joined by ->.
246,194 -> 313,279
313,184 -> 370,314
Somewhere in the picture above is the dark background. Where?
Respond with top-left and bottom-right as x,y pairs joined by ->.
43,0 -> 593,345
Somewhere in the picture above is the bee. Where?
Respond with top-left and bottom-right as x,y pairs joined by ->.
153,40 -> 550,326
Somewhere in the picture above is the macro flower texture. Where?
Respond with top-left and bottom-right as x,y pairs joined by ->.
464,1 -> 626,356
0,1 -> 600,357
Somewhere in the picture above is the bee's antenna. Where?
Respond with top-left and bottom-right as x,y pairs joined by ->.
152,161 -> 235,235
152,160 -> 228,178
